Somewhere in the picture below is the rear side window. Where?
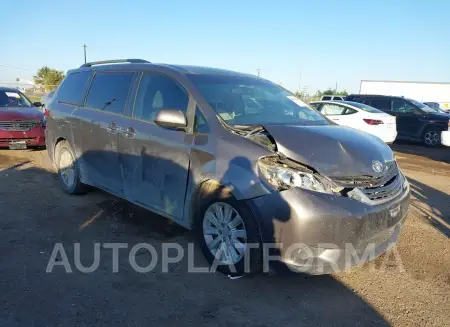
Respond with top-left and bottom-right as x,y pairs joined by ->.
343,108 -> 357,115
133,73 -> 189,122
321,103 -> 345,115
309,103 -> 321,110
56,71 -> 91,106
322,96 -> 332,100
368,99 -> 391,111
86,72 -> 134,114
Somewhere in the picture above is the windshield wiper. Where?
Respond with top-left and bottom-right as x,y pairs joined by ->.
244,126 -> 265,138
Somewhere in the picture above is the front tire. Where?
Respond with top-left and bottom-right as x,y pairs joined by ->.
195,195 -> 262,276
55,141 -> 86,194
422,128 -> 441,147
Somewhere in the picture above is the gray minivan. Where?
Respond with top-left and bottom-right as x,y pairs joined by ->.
45,59 -> 410,275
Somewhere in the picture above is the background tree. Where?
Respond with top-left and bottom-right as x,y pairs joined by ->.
33,66 -> 65,91
315,88 -> 348,98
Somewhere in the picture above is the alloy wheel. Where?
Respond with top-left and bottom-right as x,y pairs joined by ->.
59,149 -> 75,188
424,130 -> 440,146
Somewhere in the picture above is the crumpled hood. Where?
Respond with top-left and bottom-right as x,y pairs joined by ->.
262,124 -> 395,178
0,107 -> 44,121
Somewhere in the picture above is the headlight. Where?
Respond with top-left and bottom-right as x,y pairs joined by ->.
258,156 -> 335,194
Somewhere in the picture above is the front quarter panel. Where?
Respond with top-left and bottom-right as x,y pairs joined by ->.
183,128 -> 275,228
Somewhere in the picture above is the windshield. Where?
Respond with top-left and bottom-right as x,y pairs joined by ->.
0,90 -> 33,107
409,99 -> 436,113
188,75 -> 329,126
345,101 -> 384,113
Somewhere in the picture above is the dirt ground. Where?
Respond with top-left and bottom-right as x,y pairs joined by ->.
0,142 -> 449,327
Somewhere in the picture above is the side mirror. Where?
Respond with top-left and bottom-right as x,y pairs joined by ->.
33,102 -> 43,107
154,109 -> 187,130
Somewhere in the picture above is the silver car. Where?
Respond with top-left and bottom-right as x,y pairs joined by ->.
45,59 -> 410,275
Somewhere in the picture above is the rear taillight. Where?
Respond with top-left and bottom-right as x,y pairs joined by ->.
363,119 -> 384,125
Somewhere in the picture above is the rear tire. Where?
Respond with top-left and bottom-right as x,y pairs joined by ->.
55,141 -> 86,195
422,128 -> 441,147
195,191 -> 262,276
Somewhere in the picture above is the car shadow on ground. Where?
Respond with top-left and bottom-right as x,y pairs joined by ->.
407,176 -> 450,237
391,141 -> 450,164
0,152 -> 390,326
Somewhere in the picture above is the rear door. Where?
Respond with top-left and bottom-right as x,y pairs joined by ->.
117,72 -> 194,221
76,71 -> 137,195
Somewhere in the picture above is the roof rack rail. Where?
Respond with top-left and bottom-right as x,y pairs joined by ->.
80,59 -> 150,68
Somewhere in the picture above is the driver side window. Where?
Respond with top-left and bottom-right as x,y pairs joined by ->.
392,100 -> 416,113
134,74 -> 189,122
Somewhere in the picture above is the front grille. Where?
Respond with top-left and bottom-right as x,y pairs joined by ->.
331,161 -> 403,203
0,138 -> 34,142
331,161 -> 398,188
0,120 -> 41,131
360,174 -> 403,201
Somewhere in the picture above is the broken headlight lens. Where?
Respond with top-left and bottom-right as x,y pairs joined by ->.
258,157 -> 331,194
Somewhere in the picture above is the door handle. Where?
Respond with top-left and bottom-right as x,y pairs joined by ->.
122,127 -> 136,139
107,123 -> 119,134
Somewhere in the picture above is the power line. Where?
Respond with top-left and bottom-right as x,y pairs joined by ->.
0,64 -> 32,71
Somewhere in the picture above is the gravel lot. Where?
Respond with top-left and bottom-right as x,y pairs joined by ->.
0,143 -> 449,327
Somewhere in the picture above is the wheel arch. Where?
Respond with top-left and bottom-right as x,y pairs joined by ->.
188,179 -> 264,244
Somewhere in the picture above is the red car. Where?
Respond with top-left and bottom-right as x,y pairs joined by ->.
0,87 -> 46,149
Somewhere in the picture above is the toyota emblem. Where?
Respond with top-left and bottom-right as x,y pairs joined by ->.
372,160 -> 384,173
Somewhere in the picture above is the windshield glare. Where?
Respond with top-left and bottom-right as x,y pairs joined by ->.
189,75 -> 329,126
409,99 -> 436,113
0,90 -> 32,107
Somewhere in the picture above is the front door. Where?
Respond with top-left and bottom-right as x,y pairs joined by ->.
390,99 -> 421,137
78,71 -> 136,195
118,73 -> 193,221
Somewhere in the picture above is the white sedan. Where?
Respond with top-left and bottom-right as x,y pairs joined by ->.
310,100 -> 397,144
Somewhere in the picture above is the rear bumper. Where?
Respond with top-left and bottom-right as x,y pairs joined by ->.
441,131 -> 450,147
246,176 -> 410,274
0,127 -> 46,147
368,129 -> 397,144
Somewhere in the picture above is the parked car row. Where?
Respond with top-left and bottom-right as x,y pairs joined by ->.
345,94 -> 450,147
310,101 -> 397,144
313,94 -> 450,147
42,59 -> 410,275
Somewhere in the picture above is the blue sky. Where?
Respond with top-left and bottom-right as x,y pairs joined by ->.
1,0 -> 448,93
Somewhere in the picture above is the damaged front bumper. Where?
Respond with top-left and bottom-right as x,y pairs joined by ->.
246,179 -> 410,274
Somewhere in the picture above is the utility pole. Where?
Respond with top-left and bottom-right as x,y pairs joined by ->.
83,44 -> 87,64
298,72 -> 302,93
256,68 -> 261,77
335,81 -> 338,93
